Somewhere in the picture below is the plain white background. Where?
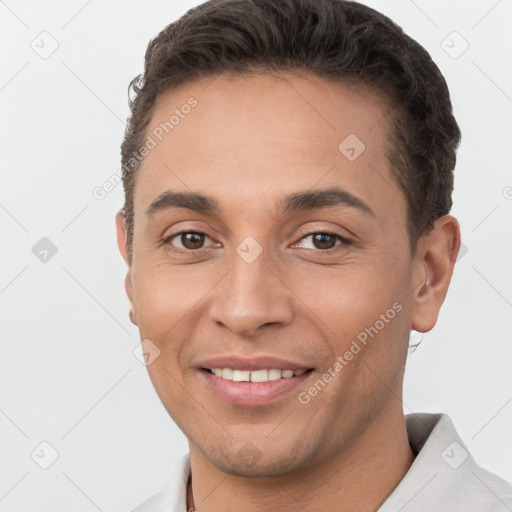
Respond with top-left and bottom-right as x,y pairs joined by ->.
1,0 -> 511,510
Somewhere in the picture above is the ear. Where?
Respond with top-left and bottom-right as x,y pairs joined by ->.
115,211 -> 138,326
411,214 -> 461,333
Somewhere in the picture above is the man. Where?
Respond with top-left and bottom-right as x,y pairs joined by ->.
116,0 -> 512,510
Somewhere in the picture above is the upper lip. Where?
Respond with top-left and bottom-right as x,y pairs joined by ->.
199,355 -> 312,371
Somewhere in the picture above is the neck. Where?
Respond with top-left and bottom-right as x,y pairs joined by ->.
187,410 -> 414,512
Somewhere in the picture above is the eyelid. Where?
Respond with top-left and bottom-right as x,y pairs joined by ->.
291,229 -> 352,251
162,227 -> 351,254
162,229 -> 218,251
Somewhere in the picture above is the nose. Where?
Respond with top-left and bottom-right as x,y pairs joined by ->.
208,250 -> 294,337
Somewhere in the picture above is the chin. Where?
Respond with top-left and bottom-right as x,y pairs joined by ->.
200,440 -> 315,478
210,457 -> 302,478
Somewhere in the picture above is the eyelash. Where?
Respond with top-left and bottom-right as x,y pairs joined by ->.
161,229 -> 351,254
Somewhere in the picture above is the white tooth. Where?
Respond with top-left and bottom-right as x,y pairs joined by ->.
294,370 -> 306,376
213,368 -> 223,376
222,368 -> 234,380
232,370 -> 251,382
250,369 -> 269,382
268,369 -> 282,381
281,370 -> 294,378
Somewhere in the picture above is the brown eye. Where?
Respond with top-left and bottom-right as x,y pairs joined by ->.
164,231 -> 212,251
180,232 -> 205,250
295,231 -> 350,251
311,233 -> 337,250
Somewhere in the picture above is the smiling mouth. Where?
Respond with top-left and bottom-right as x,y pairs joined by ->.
202,368 -> 314,383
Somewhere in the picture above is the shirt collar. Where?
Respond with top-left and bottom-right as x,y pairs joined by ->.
143,413 -> 512,511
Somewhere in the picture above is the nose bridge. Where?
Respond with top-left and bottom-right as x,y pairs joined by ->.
209,243 -> 293,336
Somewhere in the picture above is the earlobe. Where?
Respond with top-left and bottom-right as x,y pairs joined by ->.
125,271 -> 138,326
115,211 -> 138,326
411,215 -> 461,333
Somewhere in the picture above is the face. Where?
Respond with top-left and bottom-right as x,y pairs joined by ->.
116,71 -> 452,477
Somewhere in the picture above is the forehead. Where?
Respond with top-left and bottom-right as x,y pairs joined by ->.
134,71 -> 404,222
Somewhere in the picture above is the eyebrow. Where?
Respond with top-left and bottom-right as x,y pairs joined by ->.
146,186 -> 375,217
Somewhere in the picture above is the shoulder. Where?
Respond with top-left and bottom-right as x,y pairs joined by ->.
128,453 -> 191,512
130,490 -> 165,512
380,413 -> 512,511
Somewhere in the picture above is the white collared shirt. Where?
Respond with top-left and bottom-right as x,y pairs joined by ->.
131,413 -> 512,511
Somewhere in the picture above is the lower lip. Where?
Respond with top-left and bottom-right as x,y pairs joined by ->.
200,370 -> 312,406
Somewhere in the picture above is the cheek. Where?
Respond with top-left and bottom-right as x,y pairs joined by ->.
289,260 -> 410,399
290,261 -> 405,338
131,262 -> 215,337
144,360 -> 200,434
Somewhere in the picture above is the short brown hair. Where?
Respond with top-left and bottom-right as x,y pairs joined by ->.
120,0 -> 461,259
